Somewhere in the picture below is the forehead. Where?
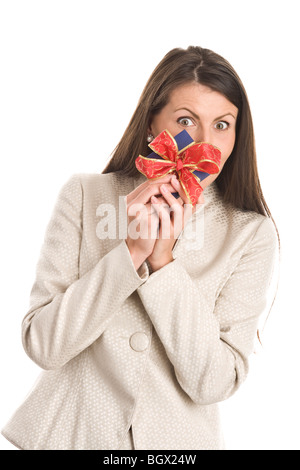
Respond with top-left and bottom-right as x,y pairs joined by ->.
168,82 -> 238,115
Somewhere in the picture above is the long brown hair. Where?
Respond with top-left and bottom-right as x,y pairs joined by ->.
102,45 -> 271,219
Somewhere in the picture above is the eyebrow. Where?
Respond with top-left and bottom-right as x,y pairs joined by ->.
175,108 -> 237,121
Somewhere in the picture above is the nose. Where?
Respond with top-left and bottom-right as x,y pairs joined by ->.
194,125 -> 211,144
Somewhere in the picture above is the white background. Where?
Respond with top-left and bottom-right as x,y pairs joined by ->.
0,0 -> 299,450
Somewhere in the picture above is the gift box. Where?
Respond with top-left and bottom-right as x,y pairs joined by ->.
135,129 -> 221,206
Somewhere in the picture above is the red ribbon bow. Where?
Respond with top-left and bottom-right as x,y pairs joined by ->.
135,129 -> 221,206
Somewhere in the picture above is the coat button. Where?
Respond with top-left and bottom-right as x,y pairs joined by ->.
129,332 -> 149,352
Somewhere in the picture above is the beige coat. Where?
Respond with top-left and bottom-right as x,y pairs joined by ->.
1,171 -> 277,450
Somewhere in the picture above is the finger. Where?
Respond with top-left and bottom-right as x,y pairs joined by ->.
160,183 -> 185,214
162,181 -> 193,229
172,195 -> 184,206
149,194 -> 171,207
145,202 -> 160,239
146,201 -> 160,218
158,184 -> 185,233
151,195 -> 173,239
126,174 -> 176,206
151,194 -> 185,240
169,175 -> 192,206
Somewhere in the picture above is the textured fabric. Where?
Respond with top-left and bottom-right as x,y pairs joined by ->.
119,427 -> 135,450
1,171 -> 278,450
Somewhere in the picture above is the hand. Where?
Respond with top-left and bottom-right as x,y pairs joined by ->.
125,174 -> 178,271
147,175 -> 205,272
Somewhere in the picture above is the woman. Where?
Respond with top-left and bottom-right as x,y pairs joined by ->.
1,46 -> 278,450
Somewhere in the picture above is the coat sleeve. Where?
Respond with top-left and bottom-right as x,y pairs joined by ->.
22,174 -> 149,370
137,216 -> 278,405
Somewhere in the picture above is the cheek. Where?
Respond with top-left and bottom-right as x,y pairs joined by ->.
220,132 -> 236,164
152,121 -> 179,139
150,111 -> 173,137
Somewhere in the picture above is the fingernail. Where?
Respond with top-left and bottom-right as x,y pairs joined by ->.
161,184 -> 167,193
172,178 -> 180,188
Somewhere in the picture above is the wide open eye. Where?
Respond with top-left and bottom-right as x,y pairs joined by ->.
214,121 -> 229,130
177,117 -> 194,127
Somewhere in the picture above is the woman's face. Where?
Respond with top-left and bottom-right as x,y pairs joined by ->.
148,82 -> 238,190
